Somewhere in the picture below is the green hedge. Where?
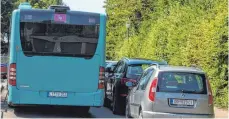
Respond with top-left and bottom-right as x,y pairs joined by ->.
105,0 -> 228,108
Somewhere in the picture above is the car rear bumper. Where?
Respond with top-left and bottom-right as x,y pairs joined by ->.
143,111 -> 214,118
8,87 -> 104,107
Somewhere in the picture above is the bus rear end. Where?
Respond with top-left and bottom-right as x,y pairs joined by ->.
8,4 -> 106,109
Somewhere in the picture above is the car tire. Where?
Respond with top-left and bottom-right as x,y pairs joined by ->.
103,87 -> 110,108
7,92 -> 15,108
7,101 -> 16,108
138,109 -> 143,119
7,103 -> 14,108
125,100 -> 132,118
112,94 -> 120,114
104,95 -> 110,108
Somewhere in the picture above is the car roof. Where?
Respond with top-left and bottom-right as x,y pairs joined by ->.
106,60 -> 118,63
158,65 -> 205,74
123,58 -> 167,65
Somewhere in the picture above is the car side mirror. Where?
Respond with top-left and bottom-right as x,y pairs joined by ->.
125,81 -> 136,87
106,67 -> 114,73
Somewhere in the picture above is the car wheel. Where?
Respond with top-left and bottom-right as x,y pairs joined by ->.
7,101 -> 16,108
7,92 -> 15,108
112,94 -> 120,114
125,100 -> 132,118
138,109 -> 143,119
104,93 -> 110,108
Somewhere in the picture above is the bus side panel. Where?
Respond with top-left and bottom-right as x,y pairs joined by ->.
8,9 -> 20,104
9,10 -> 20,65
98,14 -> 106,106
98,14 -> 106,68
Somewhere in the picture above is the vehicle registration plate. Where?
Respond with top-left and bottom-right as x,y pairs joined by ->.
48,92 -> 67,98
171,99 -> 194,106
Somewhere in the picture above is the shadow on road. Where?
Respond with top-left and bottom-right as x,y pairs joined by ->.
13,106 -> 94,118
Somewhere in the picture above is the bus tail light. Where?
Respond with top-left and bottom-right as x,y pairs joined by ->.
98,66 -> 105,89
9,63 -> 16,86
149,77 -> 158,102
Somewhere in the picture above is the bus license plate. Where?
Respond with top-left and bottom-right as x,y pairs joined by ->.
171,99 -> 194,106
48,92 -> 67,98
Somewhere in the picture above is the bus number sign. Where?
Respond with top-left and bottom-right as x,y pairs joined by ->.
54,14 -> 66,22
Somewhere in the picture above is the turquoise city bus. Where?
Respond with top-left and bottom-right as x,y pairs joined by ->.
7,2 -> 106,113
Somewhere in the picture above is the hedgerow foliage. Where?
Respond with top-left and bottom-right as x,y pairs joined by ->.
105,0 -> 228,108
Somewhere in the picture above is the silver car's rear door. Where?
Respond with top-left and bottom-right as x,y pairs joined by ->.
153,71 -> 214,115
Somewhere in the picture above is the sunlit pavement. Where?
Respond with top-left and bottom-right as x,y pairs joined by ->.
1,83 -> 227,118
1,87 -> 124,118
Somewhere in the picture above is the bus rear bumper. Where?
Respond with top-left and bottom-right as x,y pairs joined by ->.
7,87 -> 104,107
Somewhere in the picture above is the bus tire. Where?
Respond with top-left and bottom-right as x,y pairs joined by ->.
79,106 -> 90,116
7,102 -> 16,108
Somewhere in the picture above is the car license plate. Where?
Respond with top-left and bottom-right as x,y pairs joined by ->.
48,92 -> 67,98
171,99 -> 194,106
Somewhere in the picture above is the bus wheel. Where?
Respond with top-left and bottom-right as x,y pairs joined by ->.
7,102 -> 15,108
79,106 -> 90,116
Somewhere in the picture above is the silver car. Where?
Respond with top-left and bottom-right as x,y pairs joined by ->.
125,65 -> 214,118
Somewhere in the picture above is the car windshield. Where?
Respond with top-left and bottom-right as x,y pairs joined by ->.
157,72 -> 207,94
106,62 -> 117,70
1,56 -> 8,64
126,64 -> 151,80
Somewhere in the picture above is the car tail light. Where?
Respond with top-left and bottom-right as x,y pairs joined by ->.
98,66 -> 105,89
149,77 -> 158,102
120,78 -> 136,85
9,63 -> 16,86
207,79 -> 213,106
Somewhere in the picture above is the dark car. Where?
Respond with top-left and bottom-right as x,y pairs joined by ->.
105,60 -> 117,67
104,61 -> 117,106
1,56 -> 8,79
105,61 -> 118,77
104,57 -> 167,114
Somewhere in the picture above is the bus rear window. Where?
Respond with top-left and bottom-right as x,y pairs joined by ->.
20,22 -> 99,58
157,72 -> 207,94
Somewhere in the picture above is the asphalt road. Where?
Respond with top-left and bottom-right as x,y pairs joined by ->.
1,88 -> 125,118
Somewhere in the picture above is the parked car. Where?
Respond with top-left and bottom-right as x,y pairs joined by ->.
1,55 -> 8,92
105,60 -> 117,78
1,56 -> 8,79
105,60 -> 117,70
125,65 -> 214,118
104,57 -> 167,114
104,61 -> 117,106
106,60 -> 118,67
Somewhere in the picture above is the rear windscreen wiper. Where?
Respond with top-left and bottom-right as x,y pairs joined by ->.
180,90 -> 201,94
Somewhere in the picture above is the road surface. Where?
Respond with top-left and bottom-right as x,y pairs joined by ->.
1,88 -> 124,118
1,84 -> 228,118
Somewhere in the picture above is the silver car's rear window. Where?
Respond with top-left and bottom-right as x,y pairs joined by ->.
157,72 -> 207,94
